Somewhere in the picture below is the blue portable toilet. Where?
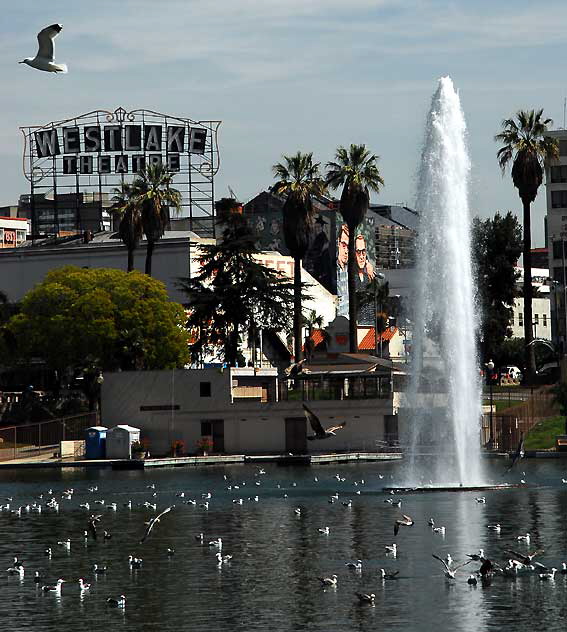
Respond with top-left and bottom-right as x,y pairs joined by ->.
85,426 -> 108,459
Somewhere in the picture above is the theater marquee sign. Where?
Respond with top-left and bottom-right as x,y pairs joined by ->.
21,107 -> 221,235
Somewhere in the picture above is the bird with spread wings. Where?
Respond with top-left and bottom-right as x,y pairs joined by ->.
432,554 -> 472,579
140,506 -> 174,544
302,404 -> 346,440
394,514 -> 414,536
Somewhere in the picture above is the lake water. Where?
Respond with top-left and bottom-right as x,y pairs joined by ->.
1,459 -> 567,631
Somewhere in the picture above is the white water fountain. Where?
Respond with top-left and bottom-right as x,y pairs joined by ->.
403,76 -> 483,487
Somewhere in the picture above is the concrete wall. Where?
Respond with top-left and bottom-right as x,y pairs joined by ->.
0,237 -> 192,303
101,369 -> 391,456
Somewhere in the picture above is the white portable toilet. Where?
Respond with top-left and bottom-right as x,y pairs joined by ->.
106,425 -> 140,459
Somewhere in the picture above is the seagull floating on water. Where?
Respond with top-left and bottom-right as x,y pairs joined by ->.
385,543 -> 397,555
466,549 -> 484,561
6,563 -> 24,577
216,552 -> 232,564
487,524 -> 501,533
42,578 -> 65,593
467,574 -> 478,585
380,568 -> 399,580
345,560 -> 362,571
355,592 -> 375,604
79,578 -> 91,591
317,527 -> 330,535
107,595 -> 126,608
517,533 -> 530,543
317,574 -> 338,587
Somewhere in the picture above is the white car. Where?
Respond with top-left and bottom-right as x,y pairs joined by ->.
500,366 -> 522,381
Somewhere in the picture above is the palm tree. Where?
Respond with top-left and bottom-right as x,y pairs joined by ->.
326,144 -> 384,352
111,182 -> 143,272
272,152 -> 326,362
495,110 -> 558,382
131,164 -> 182,276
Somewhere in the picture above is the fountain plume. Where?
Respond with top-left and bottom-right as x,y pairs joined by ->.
405,76 -> 483,486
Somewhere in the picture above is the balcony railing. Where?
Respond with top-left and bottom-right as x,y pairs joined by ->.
279,375 -> 392,401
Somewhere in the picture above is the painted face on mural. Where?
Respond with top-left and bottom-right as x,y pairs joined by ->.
355,235 -> 367,273
270,218 -> 281,235
337,224 -> 349,269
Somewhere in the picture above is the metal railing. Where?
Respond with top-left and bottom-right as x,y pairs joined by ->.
0,412 -> 98,462
279,375 -> 392,402
483,386 -> 559,452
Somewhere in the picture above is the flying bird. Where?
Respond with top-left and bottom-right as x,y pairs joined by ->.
140,506 -> 174,543
394,514 -> 414,536
507,433 -> 525,472
88,514 -> 102,540
432,554 -> 471,580
505,548 -> 545,567
286,359 -> 307,378
302,404 -> 346,440
20,24 -> 68,73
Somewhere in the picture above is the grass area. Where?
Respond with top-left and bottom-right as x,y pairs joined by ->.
483,400 -> 522,412
524,416 -> 566,451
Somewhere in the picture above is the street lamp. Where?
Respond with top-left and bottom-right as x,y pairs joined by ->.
486,359 -> 495,449
373,272 -> 386,357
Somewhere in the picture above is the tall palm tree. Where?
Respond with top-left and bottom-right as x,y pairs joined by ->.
495,110 -> 558,383
111,182 -> 143,272
326,144 -> 384,352
131,164 -> 182,276
272,152 -> 326,362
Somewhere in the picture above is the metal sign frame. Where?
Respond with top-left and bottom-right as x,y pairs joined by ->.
20,107 -> 221,237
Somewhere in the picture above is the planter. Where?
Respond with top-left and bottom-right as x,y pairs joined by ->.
132,452 -> 145,461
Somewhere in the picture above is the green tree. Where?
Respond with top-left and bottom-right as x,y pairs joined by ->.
326,144 -> 384,352
3,267 -> 189,379
495,109 -> 558,382
272,152 -> 326,362
180,199 -> 295,367
551,382 -> 567,434
111,181 -> 143,273
472,212 -> 522,363
131,164 -> 182,276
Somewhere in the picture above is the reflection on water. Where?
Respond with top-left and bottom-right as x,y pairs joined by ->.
0,461 -> 567,631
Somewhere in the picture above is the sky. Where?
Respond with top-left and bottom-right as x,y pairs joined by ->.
2,0 -> 566,247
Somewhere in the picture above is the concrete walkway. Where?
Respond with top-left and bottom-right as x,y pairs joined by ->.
0,451 -> 403,470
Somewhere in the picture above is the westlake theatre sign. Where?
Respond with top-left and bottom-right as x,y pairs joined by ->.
21,107 -> 221,236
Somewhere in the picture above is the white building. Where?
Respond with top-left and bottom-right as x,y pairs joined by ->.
101,363 -> 397,456
0,216 -> 28,250
511,267 -> 552,340
545,130 -> 567,348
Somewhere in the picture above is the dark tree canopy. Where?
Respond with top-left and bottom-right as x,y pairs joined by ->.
181,200 -> 295,367
2,267 -> 189,374
472,211 -> 522,363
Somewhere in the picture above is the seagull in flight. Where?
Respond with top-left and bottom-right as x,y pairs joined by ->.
302,404 -> 346,440
20,24 -> 68,73
505,548 -> 544,566
507,433 -> 525,472
394,514 -> 414,536
140,506 -> 174,543
432,554 -> 471,579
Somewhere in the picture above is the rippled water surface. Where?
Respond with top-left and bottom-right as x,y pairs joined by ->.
2,460 -> 567,631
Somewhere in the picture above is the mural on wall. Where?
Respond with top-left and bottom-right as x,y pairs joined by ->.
247,204 -> 336,295
335,212 -> 376,326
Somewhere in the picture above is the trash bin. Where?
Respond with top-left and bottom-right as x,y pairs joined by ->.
85,426 -> 108,460
106,425 -> 140,459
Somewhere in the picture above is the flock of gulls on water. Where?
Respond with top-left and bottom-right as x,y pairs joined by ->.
3,455 -> 567,614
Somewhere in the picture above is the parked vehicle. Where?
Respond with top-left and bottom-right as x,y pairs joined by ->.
499,366 -> 523,382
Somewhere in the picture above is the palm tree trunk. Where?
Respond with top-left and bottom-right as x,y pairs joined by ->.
293,257 -> 303,363
145,240 -> 154,276
127,247 -> 135,272
347,225 -> 358,353
522,198 -> 536,383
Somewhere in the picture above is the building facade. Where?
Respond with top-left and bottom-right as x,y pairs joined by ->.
0,217 -> 28,249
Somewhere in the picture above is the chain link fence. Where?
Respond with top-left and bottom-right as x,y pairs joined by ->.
0,412 -> 98,462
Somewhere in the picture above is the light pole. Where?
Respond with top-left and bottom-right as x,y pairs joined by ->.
486,359 -> 495,449
374,272 -> 385,357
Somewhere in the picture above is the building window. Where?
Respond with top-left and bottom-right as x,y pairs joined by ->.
552,190 -> 567,208
200,382 -> 211,397
543,314 -> 547,326
519,315 -> 523,327
551,165 -> 567,183
535,314 -> 539,324
560,139 -> 567,156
